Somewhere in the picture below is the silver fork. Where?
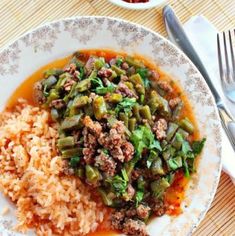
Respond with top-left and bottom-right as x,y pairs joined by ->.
217,30 -> 235,103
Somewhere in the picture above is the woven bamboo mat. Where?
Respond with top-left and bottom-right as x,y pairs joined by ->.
0,0 -> 234,235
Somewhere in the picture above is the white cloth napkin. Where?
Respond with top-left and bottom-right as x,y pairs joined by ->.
183,16 -> 235,184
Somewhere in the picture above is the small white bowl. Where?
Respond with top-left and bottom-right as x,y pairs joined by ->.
108,0 -> 166,10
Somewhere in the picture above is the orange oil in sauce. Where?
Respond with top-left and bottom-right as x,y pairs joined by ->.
6,49 -> 200,235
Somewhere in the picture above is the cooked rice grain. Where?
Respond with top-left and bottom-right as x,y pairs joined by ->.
0,99 -> 108,235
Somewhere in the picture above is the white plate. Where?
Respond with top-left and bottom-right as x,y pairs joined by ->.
0,16 -> 222,236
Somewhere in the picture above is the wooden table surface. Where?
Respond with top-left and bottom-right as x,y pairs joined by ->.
0,0 -> 234,235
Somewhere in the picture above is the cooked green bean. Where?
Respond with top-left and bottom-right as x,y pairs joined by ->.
75,167 -> 85,178
139,105 -> 152,120
63,83 -> 77,103
85,165 -> 100,184
55,73 -> 70,91
179,117 -> 194,134
172,132 -> 184,150
128,118 -> 136,132
177,128 -> 189,139
151,157 -> 165,176
124,81 -> 134,90
44,68 -> 63,78
46,89 -> 59,104
119,112 -> 129,127
43,75 -> 57,89
61,148 -> 82,158
76,78 -> 91,92
172,101 -> 183,120
168,156 -> 182,170
130,74 -> 145,95
150,178 -> 170,198
73,95 -> 89,108
98,188 -> 113,206
166,122 -> 179,142
132,104 -> 141,122
58,136 -> 75,149
93,96 -> 107,120
111,65 -> 126,75
88,70 -> 98,80
125,56 -> 144,68
69,56 -> 84,69
94,58 -> 105,70
137,176 -> 146,191
50,108 -> 59,121
106,93 -> 123,103
60,114 -> 83,130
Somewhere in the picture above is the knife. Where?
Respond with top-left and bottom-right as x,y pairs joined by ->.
163,5 -> 235,150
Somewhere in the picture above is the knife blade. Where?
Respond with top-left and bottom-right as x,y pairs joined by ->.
163,5 -> 235,150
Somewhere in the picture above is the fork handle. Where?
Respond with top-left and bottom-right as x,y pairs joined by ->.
218,104 -> 235,150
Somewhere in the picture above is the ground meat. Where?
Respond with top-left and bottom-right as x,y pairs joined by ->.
109,58 -> 116,66
109,131 -> 123,148
82,127 -> 98,164
71,130 -> 81,143
126,184 -> 135,200
127,66 -> 136,75
131,169 -> 142,181
49,99 -> 66,109
83,116 -> 102,137
98,133 -> 110,149
111,211 -> 125,230
62,161 -> 75,176
110,146 -> 125,162
157,80 -> 173,93
149,199 -> 166,216
95,152 -> 116,176
122,142 -> 134,162
151,70 -> 160,80
123,219 -> 149,236
73,70 -> 80,81
33,82 -> 45,104
121,62 -> 129,70
125,207 -> 137,217
84,57 -> 95,75
169,97 -> 181,109
98,122 -> 125,149
64,63 -> 76,73
89,92 -> 97,100
64,79 -> 76,91
120,75 -> 129,82
98,121 -> 132,163
153,118 -> 168,140
63,167 -> 75,176
116,82 -> 138,98
83,127 -> 97,146
98,67 -> 113,78
112,121 -> 126,135
64,63 -> 81,81
82,148 -> 95,164
137,204 -> 151,220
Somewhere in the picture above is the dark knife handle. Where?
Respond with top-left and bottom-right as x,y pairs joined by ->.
163,5 -> 221,105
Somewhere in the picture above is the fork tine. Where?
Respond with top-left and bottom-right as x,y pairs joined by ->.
229,30 -> 235,81
217,33 -> 225,83
223,31 -> 231,83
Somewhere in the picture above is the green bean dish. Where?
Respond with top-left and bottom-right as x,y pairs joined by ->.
34,50 -> 206,236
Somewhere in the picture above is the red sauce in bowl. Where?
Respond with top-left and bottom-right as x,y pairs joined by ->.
123,0 -> 149,3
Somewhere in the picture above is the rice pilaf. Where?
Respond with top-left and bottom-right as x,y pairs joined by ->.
0,99 -> 108,235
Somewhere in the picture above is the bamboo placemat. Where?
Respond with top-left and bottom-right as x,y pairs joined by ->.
0,0 -> 234,235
